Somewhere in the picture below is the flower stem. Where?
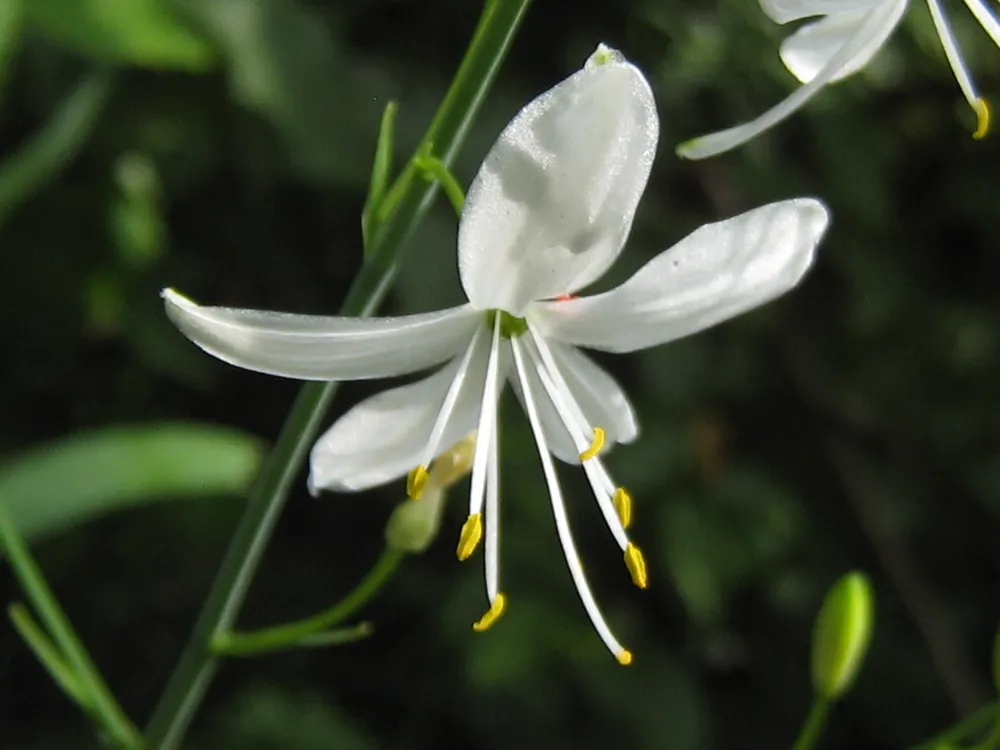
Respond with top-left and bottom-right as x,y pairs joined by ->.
0,503 -> 142,748
791,697 -> 830,750
211,548 -> 402,656
142,2 -> 531,748
907,703 -> 998,750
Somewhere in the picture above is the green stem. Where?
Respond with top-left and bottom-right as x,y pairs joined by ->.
909,704 -> 998,750
8,603 -> 89,707
792,697 -> 830,750
413,151 -> 466,216
143,2 -> 531,748
968,706 -> 1000,750
212,548 -> 401,656
0,504 -> 142,748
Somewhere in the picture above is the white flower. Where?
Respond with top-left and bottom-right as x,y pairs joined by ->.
162,44 -> 830,664
677,0 -> 998,160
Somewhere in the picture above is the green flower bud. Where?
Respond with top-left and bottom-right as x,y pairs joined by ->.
811,571 -> 875,700
385,433 -> 477,555
385,484 -> 447,554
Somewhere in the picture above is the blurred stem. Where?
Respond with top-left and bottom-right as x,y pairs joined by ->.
791,697 -> 830,750
8,603 -> 88,707
143,2 -> 531,748
0,71 -> 111,229
0,503 -> 142,748
211,548 -> 401,656
909,704 -> 997,750
968,708 -> 1000,750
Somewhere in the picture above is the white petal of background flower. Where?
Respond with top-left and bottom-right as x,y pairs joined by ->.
677,0 -> 905,159
780,6 -> 902,83
162,289 -> 480,380
458,50 -> 659,315
760,0 -> 883,24
308,337 -> 494,493
532,199 -> 829,353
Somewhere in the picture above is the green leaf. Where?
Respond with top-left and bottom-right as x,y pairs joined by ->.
25,0 -> 213,70
0,423 -> 263,542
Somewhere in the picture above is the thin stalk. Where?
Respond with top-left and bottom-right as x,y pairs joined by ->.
212,548 -> 401,656
143,2 -> 531,748
791,697 -> 830,750
909,703 -> 997,750
0,504 -> 142,747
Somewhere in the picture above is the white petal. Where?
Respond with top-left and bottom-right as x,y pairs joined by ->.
780,6 -> 904,83
532,199 -> 829,353
508,339 -> 637,463
309,339 -> 493,493
162,288 -> 480,380
676,1 -> 905,159
759,0 -> 882,24
458,45 -> 659,315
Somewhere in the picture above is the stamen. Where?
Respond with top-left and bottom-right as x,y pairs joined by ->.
613,487 -> 633,529
523,329 -> 629,550
616,650 -> 634,666
484,424 -> 501,601
406,466 -> 429,500
624,543 -> 648,589
417,327 -> 486,473
579,427 -> 605,461
467,315 -> 502,518
511,337 -> 629,662
926,0 -> 983,116
974,97 -> 990,139
472,592 -> 507,632
457,513 -> 483,561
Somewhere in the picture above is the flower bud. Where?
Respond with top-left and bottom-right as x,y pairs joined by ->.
384,433 -> 477,554
811,571 -> 874,700
385,484 -> 447,554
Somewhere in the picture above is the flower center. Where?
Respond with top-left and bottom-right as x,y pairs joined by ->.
485,309 -> 527,338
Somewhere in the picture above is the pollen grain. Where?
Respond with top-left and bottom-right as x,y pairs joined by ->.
406,465 -> 429,500
456,513 -> 483,561
472,592 -> 507,632
579,427 -> 605,461
973,97 -> 990,140
624,543 -> 648,589
613,487 -> 633,529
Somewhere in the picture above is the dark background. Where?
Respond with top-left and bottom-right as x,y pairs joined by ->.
2,0 -> 999,748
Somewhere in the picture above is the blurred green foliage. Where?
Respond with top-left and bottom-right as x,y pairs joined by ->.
1,0 -> 1000,748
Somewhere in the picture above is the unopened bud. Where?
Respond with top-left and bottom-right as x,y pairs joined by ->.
385,433 -> 477,554
811,571 -> 874,700
385,484 -> 446,554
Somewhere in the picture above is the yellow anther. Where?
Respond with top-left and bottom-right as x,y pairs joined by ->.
456,513 -> 483,561
624,543 -> 648,589
616,649 -> 634,666
578,427 -> 605,461
973,97 -> 990,140
613,487 -> 633,529
406,465 -> 428,500
472,592 -> 507,632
